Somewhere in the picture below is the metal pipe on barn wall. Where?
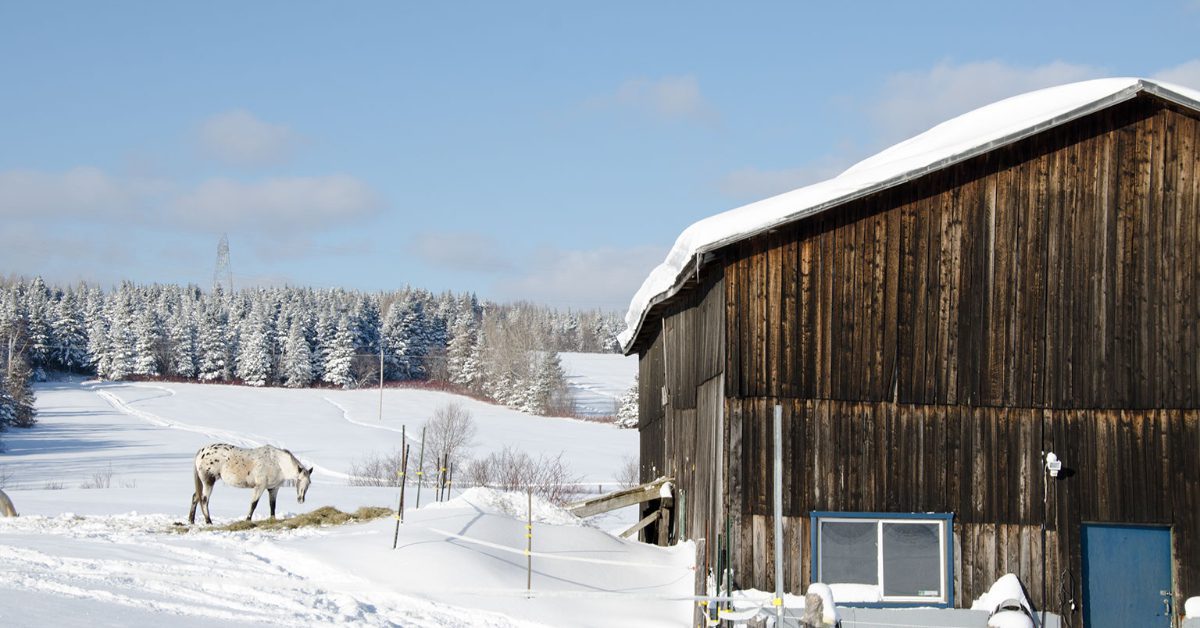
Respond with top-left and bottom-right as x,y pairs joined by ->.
773,404 -> 784,621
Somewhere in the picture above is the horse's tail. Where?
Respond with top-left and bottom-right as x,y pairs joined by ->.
0,488 -> 17,517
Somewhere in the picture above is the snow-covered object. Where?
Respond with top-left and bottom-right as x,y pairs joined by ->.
805,582 -> 840,624
1186,596 -> 1200,618
619,77 -> 1200,352
828,582 -> 881,603
973,574 -> 1038,627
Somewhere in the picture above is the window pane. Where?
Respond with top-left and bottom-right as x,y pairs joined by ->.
820,521 -> 878,585
882,522 -> 941,597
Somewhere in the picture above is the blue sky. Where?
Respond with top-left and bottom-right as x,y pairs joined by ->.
3,1 -> 1200,311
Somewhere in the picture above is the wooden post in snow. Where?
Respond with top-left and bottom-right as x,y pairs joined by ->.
392,426 -> 407,549
526,490 -> 533,595
414,427 -> 427,509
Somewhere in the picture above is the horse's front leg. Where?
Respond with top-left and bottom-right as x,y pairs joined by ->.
247,484 -> 265,521
268,487 -> 278,520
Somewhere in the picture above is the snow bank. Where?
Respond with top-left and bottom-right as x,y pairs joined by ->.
429,486 -> 582,526
619,77 -> 1200,352
1187,596 -> 1200,618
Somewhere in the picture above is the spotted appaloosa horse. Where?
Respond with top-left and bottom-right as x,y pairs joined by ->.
188,443 -> 313,525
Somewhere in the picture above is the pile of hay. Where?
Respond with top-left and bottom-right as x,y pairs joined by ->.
217,506 -> 392,532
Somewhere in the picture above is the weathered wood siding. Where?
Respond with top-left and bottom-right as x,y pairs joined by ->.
725,398 -> 1200,615
725,95 -> 1200,410
637,273 -> 725,557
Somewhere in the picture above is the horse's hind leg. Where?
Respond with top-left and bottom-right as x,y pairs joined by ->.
200,478 -> 214,525
247,484 -> 265,521
268,487 -> 278,520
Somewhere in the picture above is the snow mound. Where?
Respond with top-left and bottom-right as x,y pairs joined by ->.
973,574 -> 1037,628
1186,596 -> 1200,618
620,77 -> 1200,352
431,487 -> 582,526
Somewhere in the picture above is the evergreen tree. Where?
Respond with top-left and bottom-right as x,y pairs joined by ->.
196,295 -> 231,382
166,303 -> 198,378
615,376 -> 639,428
23,277 -> 53,373
132,306 -> 162,377
103,283 -> 138,380
235,305 -> 274,386
322,316 -> 356,388
50,289 -> 89,371
280,319 -> 314,388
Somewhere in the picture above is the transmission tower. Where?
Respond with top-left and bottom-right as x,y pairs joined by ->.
213,234 -> 233,294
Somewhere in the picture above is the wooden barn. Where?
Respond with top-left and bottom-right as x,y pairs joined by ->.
619,78 -> 1200,627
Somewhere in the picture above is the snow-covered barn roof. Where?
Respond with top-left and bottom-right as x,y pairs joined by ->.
619,77 -> 1200,353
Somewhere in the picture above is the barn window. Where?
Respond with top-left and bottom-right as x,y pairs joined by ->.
811,512 -> 953,606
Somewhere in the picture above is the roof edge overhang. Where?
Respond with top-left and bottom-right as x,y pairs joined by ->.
620,79 -> 1200,355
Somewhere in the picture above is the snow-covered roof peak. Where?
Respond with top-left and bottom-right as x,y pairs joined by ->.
619,77 -> 1200,353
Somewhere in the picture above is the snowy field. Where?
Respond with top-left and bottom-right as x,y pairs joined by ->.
0,358 -> 693,627
559,352 -> 637,419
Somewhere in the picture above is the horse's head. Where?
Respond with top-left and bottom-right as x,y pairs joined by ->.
297,466 -> 313,503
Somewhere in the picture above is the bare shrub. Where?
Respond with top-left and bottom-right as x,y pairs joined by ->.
120,479 -> 138,489
0,466 -> 12,489
81,466 -> 113,489
423,403 -> 477,478
616,454 -> 640,489
464,446 -> 581,505
42,481 -> 65,490
348,449 -> 406,487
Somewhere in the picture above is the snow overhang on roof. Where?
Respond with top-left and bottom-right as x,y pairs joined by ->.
618,77 -> 1200,354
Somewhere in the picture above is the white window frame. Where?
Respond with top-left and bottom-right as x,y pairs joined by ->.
815,514 -> 950,604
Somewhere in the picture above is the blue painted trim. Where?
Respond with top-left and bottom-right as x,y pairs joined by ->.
810,511 -> 956,609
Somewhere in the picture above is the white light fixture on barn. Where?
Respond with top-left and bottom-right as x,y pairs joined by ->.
1045,452 -> 1062,478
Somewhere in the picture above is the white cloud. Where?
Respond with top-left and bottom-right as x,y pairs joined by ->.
198,110 -> 304,167
1154,59 -> 1200,90
606,75 -> 716,123
0,167 -> 168,219
493,245 -> 667,310
168,175 -> 379,232
868,60 -> 1106,144
411,231 -> 513,273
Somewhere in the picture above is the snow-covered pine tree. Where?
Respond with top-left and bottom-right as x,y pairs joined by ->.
50,288 -> 89,372
280,318 -> 314,388
322,315 -> 356,388
102,282 -> 138,380
132,305 -> 162,377
84,286 -> 111,378
196,293 -> 232,382
446,311 -> 478,386
3,351 -> 37,428
235,303 -> 274,386
521,351 -> 569,416
615,376 -> 639,428
22,277 -> 54,375
166,301 -> 198,378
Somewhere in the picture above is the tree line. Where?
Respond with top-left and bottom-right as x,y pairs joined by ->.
0,277 -> 626,437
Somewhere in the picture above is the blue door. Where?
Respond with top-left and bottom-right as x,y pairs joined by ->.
1081,524 -> 1173,627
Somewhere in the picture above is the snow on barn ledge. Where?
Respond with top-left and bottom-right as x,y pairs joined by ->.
619,77 -> 1200,352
